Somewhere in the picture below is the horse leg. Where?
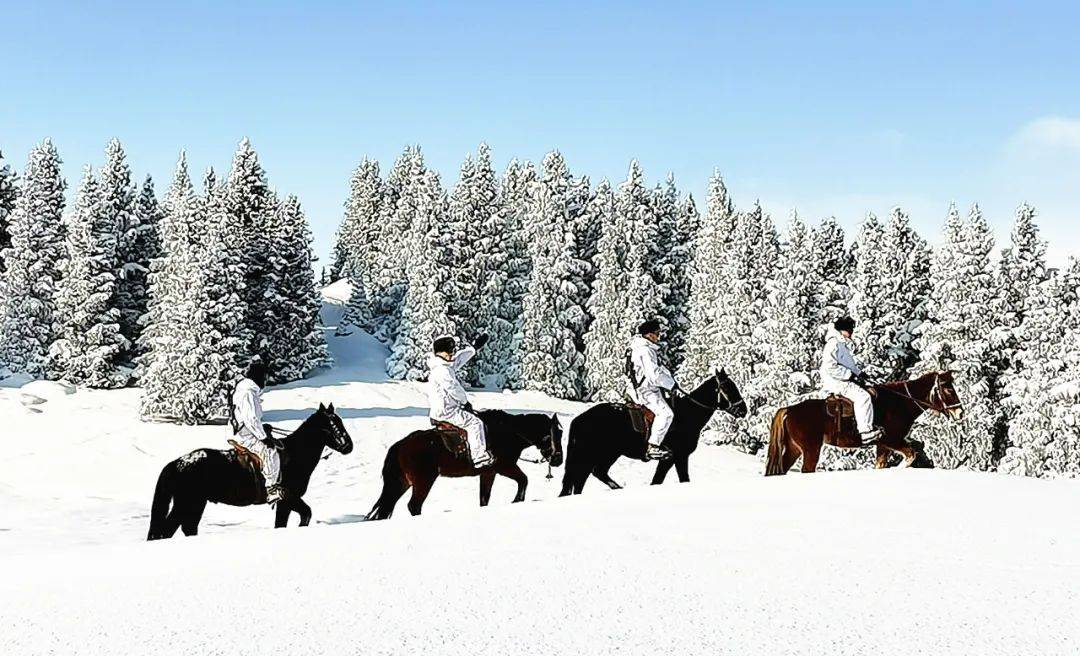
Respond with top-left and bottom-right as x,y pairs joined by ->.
293,498 -> 313,526
875,444 -> 892,469
407,473 -> 437,516
781,436 -> 801,474
274,499 -> 292,528
591,453 -> 622,490
651,459 -> 675,485
500,463 -> 529,503
800,443 -> 821,473
479,471 -> 495,507
674,454 -> 690,483
179,498 -> 207,536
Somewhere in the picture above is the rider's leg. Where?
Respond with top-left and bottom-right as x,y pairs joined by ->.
456,411 -> 490,464
238,433 -> 282,497
641,391 -> 674,456
843,383 -> 874,434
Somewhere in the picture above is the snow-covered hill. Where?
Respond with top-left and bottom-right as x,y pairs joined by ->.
1,289 -> 1079,654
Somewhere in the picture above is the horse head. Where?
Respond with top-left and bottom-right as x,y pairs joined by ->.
536,413 -> 563,468
713,367 -> 747,418
929,371 -> 963,420
316,402 -> 354,454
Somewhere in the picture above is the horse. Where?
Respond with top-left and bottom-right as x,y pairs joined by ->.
367,410 -> 563,519
559,368 -> 747,496
147,403 -> 354,539
764,370 -> 963,475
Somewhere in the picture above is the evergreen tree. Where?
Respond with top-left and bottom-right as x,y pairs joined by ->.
877,208 -> 931,379
0,150 -> 17,273
748,212 -> 819,446
848,213 -> 890,379
809,216 -> 850,341
1000,260 -> 1080,476
48,166 -> 129,387
997,204 -> 1048,331
616,161 -> 664,329
661,189 -> 699,373
386,170 -> 454,380
495,159 -> 536,389
225,138 -> 272,362
373,147 -> 426,344
910,204 -> 1002,470
140,153 -> 225,422
0,139 -> 67,376
337,158 -> 384,330
265,195 -> 330,382
518,151 -> 587,398
100,140 -> 140,361
124,175 -> 163,365
582,180 -> 627,400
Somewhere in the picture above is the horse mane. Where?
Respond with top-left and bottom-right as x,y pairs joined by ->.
285,408 -> 328,442
478,409 -> 547,431
877,371 -> 938,392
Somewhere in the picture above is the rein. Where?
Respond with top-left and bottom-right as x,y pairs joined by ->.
872,376 -> 959,414
675,372 -> 743,413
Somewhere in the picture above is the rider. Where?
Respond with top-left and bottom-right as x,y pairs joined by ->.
231,359 -> 285,504
428,333 -> 493,468
820,317 -> 882,444
627,319 -> 676,461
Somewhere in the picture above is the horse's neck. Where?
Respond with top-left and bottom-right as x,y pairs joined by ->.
676,390 -> 716,430
886,375 -> 934,430
284,423 -> 325,477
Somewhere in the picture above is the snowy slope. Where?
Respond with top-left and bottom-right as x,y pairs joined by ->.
1,287 -> 1079,654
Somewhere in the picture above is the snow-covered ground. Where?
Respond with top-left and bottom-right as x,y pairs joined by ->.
1,286 -> 1078,654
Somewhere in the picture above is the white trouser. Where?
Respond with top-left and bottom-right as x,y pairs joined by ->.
236,430 -> 281,487
437,408 -> 487,461
822,379 -> 874,433
638,389 -> 675,446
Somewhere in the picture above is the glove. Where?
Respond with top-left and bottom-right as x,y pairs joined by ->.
472,333 -> 490,350
262,436 -> 285,451
463,402 -> 476,414
855,373 -> 869,385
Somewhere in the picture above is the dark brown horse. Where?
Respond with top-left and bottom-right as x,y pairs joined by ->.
367,410 -> 563,519
764,371 -> 963,475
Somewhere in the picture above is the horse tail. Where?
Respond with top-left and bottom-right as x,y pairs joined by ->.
765,408 -> 788,477
367,440 -> 407,521
147,462 -> 176,540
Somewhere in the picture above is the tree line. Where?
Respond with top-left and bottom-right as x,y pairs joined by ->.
332,144 -> 1080,477
0,140 -> 327,423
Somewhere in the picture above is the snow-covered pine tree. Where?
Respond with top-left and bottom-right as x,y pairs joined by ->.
494,159 -> 536,389
616,161 -> 664,332
337,158 -> 384,331
1000,259 -> 1080,476
0,150 -> 17,273
660,187 -> 699,373
877,207 -> 931,379
848,213 -> 890,379
98,139 -> 141,364
680,172 -> 738,384
445,144 -> 499,384
808,216 -> 850,342
910,204 -> 1003,470
518,151 -> 588,398
385,169 -> 455,380
139,153 -> 226,423
265,194 -> 330,382
581,180 -> 627,400
0,139 -> 67,376
47,166 -> 129,387
372,146 -> 426,344
197,167 -> 246,393
123,175 -> 163,367
224,138 -> 272,362
995,204 -> 1050,394
748,212 -> 819,446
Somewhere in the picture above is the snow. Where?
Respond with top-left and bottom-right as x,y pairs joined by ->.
1,293 -> 1079,654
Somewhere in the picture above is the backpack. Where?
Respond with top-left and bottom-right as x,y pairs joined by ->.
624,348 -> 642,391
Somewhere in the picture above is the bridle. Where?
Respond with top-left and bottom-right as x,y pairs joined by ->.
518,417 -> 561,464
880,374 -> 961,415
678,371 -> 745,414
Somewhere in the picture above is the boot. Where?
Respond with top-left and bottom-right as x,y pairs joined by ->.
265,484 -> 286,505
472,451 -> 496,469
646,444 -> 672,461
858,428 -> 883,445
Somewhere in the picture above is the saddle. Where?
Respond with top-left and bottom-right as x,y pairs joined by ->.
431,420 -> 470,460
824,394 -> 874,448
618,402 -> 656,461
228,439 -> 263,473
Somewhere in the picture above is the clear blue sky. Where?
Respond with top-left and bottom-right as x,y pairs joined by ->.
3,1 -> 1078,264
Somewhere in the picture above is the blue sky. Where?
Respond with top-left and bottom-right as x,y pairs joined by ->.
2,1 -> 1078,263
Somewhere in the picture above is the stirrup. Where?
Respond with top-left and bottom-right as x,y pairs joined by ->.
646,444 -> 672,461
472,452 -> 496,469
858,429 -> 883,446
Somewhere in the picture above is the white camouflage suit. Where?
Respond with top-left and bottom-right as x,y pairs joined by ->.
427,346 -> 487,463
231,377 -> 281,490
819,328 -> 874,433
627,335 -> 677,446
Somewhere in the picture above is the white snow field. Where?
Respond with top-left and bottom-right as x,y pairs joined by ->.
1,286 -> 1079,655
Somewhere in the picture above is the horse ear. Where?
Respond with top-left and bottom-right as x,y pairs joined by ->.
327,402 -> 335,414
719,367 -> 727,377
319,402 -> 326,412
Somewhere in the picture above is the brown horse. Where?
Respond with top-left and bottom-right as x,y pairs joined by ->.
765,371 -> 963,475
367,410 -> 563,519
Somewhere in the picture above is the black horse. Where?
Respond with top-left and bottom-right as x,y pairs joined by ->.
560,369 -> 746,495
367,410 -> 563,519
147,403 -> 354,540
